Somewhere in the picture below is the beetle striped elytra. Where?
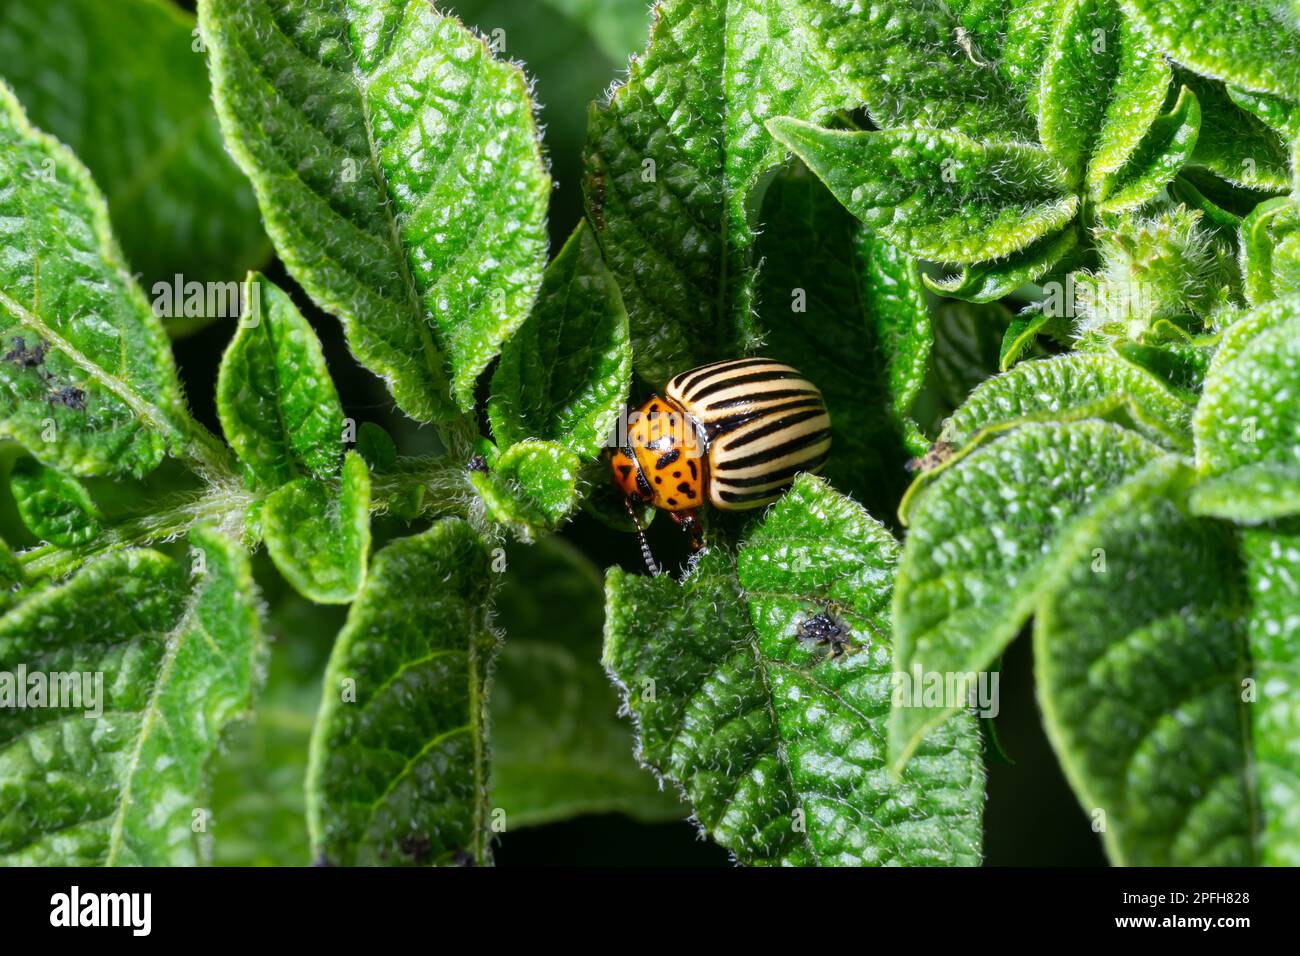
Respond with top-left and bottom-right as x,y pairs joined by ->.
610,358 -> 831,569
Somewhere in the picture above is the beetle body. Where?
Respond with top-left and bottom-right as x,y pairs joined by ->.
610,358 -> 831,535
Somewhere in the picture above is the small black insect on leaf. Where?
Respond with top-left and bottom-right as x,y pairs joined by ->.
48,385 -> 87,411
797,611 -> 852,658
3,336 -> 47,369
468,453 -> 489,473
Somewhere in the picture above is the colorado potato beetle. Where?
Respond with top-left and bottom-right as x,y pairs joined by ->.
610,357 -> 831,571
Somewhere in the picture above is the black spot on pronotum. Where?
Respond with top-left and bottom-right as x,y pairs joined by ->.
618,464 -> 634,480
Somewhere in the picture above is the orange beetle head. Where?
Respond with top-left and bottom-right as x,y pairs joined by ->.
609,396 -> 706,513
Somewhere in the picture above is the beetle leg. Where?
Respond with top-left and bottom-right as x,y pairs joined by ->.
671,509 -> 704,551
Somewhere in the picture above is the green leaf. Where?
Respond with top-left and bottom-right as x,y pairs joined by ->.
0,0 -> 269,304
1193,298 -> 1300,521
604,474 -> 985,865
890,422 -> 1170,769
943,353 -> 1194,452
1190,464 -> 1300,523
925,227 -> 1080,303
582,0 -> 851,386
1035,462 -> 1254,865
1240,197 -> 1300,307
263,451 -> 370,604
1096,85 -> 1201,214
1227,84 -> 1300,140
470,440 -> 580,540
199,0 -> 550,420
0,81 -> 197,479
488,222 -> 630,460
1037,0 -> 1170,193
9,458 -> 100,548
999,306 -> 1070,370
1243,522 -> 1300,865
1182,71 -> 1294,192
769,119 -> 1079,266
207,568 -> 338,866
754,163 -> 931,517
793,0 -> 1035,138
491,538 -> 682,827
217,274 -> 344,489
1120,0 -> 1300,101
306,519 -> 496,866
0,527 -> 262,864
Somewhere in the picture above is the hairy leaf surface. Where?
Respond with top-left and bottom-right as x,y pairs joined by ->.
489,223 -> 630,460
306,519 -> 495,866
1035,463 -> 1254,865
769,120 -> 1079,265
582,0 -> 851,385
0,83 -> 195,478
217,274 -> 344,490
605,475 -> 985,865
891,422 -> 1170,768
200,0 -> 550,420
0,528 -> 261,865
756,164 -> 932,517
263,451 -> 370,604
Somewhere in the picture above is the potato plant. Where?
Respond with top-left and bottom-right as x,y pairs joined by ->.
0,0 -> 1297,867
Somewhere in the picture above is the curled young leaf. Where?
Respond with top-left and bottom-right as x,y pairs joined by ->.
217,274 -> 345,490
263,451 -> 370,604
470,440 -> 581,540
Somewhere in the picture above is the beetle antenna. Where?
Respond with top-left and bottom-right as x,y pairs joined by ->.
623,498 -> 661,576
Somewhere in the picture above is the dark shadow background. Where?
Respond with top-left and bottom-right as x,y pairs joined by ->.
159,0 -> 1106,867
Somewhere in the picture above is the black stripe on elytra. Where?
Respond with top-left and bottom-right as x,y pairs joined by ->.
700,387 -> 818,410
722,428 -> 830,471
716,449 -> 831,487
688,369 -> 804,402
655,448 -> 681,469
706,398 -> 825,439
673,357 -> 776,395
722,409 -> 827,451
716,486 -> 791,504
687,459 -> 698,479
